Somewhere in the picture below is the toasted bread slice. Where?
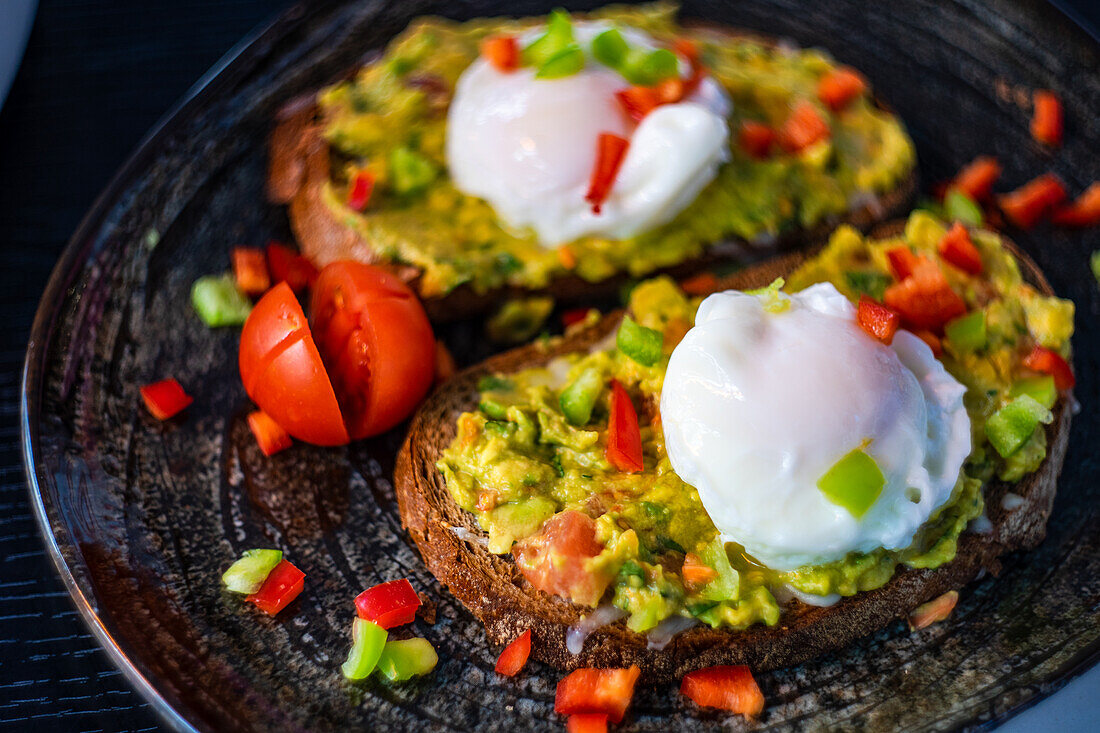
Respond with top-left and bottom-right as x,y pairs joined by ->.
393,224 -> 1071,681
267,24 -> 918,323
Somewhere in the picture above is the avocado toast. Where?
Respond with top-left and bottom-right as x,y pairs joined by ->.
394,214 -> 1073,681
268,3 -> 918,322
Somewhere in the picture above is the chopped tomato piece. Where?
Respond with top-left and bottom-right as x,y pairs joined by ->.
738,121 -> 775,159
562,308 -> 594,328
680,271 -> 720,295
681,553 -> 718,589
567,714 -> 608,733
615,86 -> 660,122
481,35 -> 519,72
908,590 -> 959,631
680,665 -> 764,717
998,173 -> 1067,229
777,101 -> 830,153
1051,182 -> 1100,227
355,578 -> 421,629
1030,90 -> 1063,147
247,410 -> 292,456
816,67 -> 867,111
266,241 -> 319,293
885,246 -> 922,281
883,260 -> 967,331
606,380 -> 643,473
512,511 -> 611,607
232,247 -> 271,296
914,329 -> 943,357
585,133 -> 630,214
952,156 -> 1002,202
857,296 -> 900,345
140,378 -> 193,420
1022,345 -> 1075,390
347,171 -> 374,211
557,244 -> 577,270
555,666 -> 641,723
938,222 -> 983,275
672,38 -> 700,65
246,559 -> 305,616
655,76 -> 685,104
494,629 -> 532,677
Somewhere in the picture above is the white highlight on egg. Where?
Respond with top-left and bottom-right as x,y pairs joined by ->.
660,283 -> 972,571
445,22 -> 731,247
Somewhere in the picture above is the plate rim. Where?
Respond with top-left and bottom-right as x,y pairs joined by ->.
17,1 -> 1100,731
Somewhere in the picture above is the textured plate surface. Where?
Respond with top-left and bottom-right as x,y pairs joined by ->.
22,0 -> 1100,731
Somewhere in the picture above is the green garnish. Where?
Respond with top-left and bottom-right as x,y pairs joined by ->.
616,315 -> 663,367
191,273 -> 252,328
817,448 -> 885,519
221,549 -> 282,594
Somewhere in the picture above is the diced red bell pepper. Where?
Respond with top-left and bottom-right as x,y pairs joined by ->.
680,665 -> 765,718
1030,90 -> 1063,147
266,241 -> 319,293
673,38 -> 700,65
680,271 -> 720,296
606,380 -> 643,473
616,86 -> 660,122
952,156 -> 1002,202
232,247 -> 271,296
246,559 -> 305,616
481,35 -> 519,72
494,629 -> 532,677
938,222 -> 983,275
140,378 -> 193,420
857,296 -> 900,345
655,76 -> 686,104
585,133 -> 630,215
567,714 -> 608,733
738,121 -> 776,159
885,246 -> 922,281
884,260 -> 967,332
816,67 -> 867,111
915,329 -> 943,357
1051,182 -> 1100,227
681,552 -> 718,589
998,173 -> 1067,229
557,244 -> 577,270
777,101 -> 830,153
555,666 -> 641,723
247,410 -> 292,456
1022,345 -> 1075,390
347,170 -> 375,211
355,578 -> 421,629
562,308 -> 594,328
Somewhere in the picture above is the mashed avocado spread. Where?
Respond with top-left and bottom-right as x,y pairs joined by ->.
437,211 -> 1075,633
316,2 -> 915,296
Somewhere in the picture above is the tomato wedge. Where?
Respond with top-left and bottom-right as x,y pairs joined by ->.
680,665 -> 764,717
310,262 -> 435,439
495,629 -> 532,677
246,559 -> 305,616
555,666 -> 641,723
606,380 -> 643,473
239,283 -> 349,446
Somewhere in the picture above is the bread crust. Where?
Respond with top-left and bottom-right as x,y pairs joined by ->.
266,24 -> 918,322
393,228 -> 1072,681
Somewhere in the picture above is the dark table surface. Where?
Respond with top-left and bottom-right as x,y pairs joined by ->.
1,1 -> 1098,731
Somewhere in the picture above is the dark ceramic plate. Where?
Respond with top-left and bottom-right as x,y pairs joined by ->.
21,1 -> 1100,731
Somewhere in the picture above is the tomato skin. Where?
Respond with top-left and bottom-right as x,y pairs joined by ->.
310,262 -> 435,440
239,283 -> 349,446
512,511 -> 611,607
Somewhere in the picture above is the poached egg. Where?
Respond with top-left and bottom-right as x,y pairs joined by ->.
660,283 -> 971,571
445,23 -> 731,247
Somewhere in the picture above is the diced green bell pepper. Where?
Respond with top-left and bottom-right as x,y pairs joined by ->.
375,638 -> 438,682
1009,375 -> 1057,409
559,366 -> 604,425
1091,250 -> 1100,285
944,310 -> 987,352
699,537 -> 739,602
620,47 -> 679,86
944,189 -> 983,226
478,375 -> 514,393
616,315 -> 663,367
221,549 -> 282,594
389,146 -> 437,195
341,619 -> 387,680
816,449 -> 885,519
522,8 -> 574,67
985,395 -> 1052,457
535,44 -> 584,79
591,28 -> 629,68
478,398 -> 508,421
191,273 -> 252,328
